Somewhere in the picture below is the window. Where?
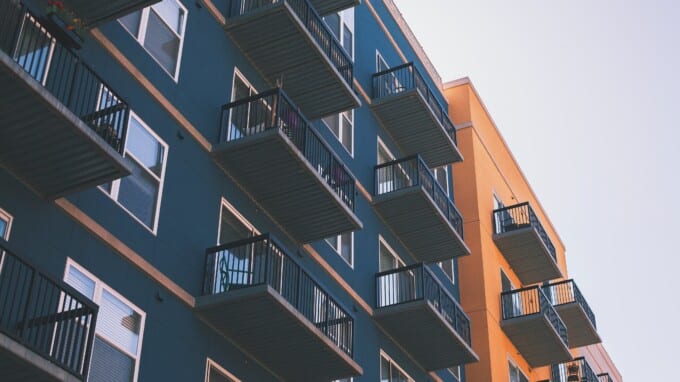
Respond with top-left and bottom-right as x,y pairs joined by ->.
508,360 -> 528,382
64,260 -> 145,382
322,110 -> 353,155
119,0 -> 187,80
448,366 -> 461,381
376,51 -> 389,73
380,352 -> 414,382
378,237 -> 412,307
439,260 -> 455,284
325,232 -> 353,266
433,166 -> 450,197
101,113 -> 168,233
377,138 -> 395,165
217,199 -> 258,245
205,359 -> 240,382
0,208 -> 12,239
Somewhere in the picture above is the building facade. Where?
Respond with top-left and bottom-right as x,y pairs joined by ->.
0,0 -> 477,381
444,78 -> 622,382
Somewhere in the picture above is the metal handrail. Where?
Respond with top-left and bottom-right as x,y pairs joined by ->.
543,279 -> 597,329
375,263 -> 472,346
228,0 -> 354,86
597,373 -> 614,382
552,357 -> 599,382
493,202 -> 557,261
371,62 -> 457,145
220,87 -> 356,211
501,285 -> 568,347
0,0 -> 129,154
374,154 -> 464,239
203,234 -> 354,356
0,238 -> 98,380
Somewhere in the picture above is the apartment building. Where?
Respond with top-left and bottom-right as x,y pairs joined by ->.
0,0 -> 478,381
444,78 -> 622,382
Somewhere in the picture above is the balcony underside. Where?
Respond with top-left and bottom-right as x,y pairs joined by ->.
65,0 -> 160,27
195,285 -> 362,381
212,129 -> 361,244
225,3 -> 360,120
309,0 -> 360,16
0,52 -> 132,200
0,332 -> 81,382
501,314 -> 572,368
373,187 -> 470,263
375,300 -> 478,370
493,227 -> 562,284
371,89 -> 462,167
555,303 -> 601,348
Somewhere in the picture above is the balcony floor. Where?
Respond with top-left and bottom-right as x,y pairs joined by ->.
0,332 -> 81,382
65,0 -> 160,26
375,299 -> 478,370
501,314 -> 572,368
555,303 -> 601,348
372,89 -> 462,167
310,0 -> 361,16
195,285 -> 362,381
225,3 -> 360,119
0,52 -> 132,200
493,226 -> 562,284
212,128 -> 361,244
373,186 -> 470,263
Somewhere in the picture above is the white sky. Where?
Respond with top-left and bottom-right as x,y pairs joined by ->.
393,0 -> 680,379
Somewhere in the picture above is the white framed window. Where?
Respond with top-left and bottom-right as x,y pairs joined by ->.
380,351 -> 414,382
438,260 -> 455,284
325,232 -> 353,267
378,236 -> 412,307
376,51 -> 389,73
119,0 -> 188,81
322,110 -> 353,155
378,236 -> 404,272
448,365 -> 461,381
377,138 -> 395,165
217,198 -> 258,245
64,260 -> 146,382
433,166 -> 450,197
205,358 -> 241,382
0,208 -> 13,240
100,112 -> 168,234
508,358 -> 528,382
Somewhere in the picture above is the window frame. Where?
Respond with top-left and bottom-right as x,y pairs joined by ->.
507,357 -> 528,382
448,365 -> 461,381
438,259 -> 455,284
377,137 -> 395,165
0,207 -> 13,240
64,259 -> 146,382
322,109 -> 354,156
379,350 -> 414,382
216,197 -> 259,245
205,358 -> 241,382
325,231 -> 354,268
378,235 -> 405,272
99,111 -> 169,235
119,0 -> 188,82
376,51 -> 389,73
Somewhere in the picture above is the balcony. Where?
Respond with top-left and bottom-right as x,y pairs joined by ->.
0,239 -> 98,382
552,357 -> 599,382
375,264 -> 478,370
598,373 -> 614,382
543,280 -> 601,348
500,286 -> 571,367
195,234 -> 362,381
63,0 -> 160,27
493,202 -> 562,284
212,89 -> 361,244
373,155 -> 469,263
308,0 -> 360,16
371,63 -> 462,167
224,0 -> 360,120
0,1 -> 132,199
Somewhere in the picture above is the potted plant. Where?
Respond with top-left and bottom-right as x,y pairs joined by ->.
44,0 -> 86,48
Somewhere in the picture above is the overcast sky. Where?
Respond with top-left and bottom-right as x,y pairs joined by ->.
393,0 -> 680,379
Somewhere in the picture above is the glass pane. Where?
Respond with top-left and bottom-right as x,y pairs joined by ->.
117,158 -> 159,227
0,219 -> 6,239
323,115 -> 340,139
378,242 -> 396,272
339,233 -> 351,264
126,118 -> 164,177
341,113 -> 352,152
219,206 -> 252,245
120,10 -> 142,36
380,356 -> 390,382
144,10 -> 180,75
152,0 -> 184,34
66,266 -> 96,300
89,336 -> 135,382
98,289 -> 141,356
209,366 -> 234,382
440,260 -> 454,282
325,235 -> 338,251
324,13 -> 340,39
343,25 -> 352,57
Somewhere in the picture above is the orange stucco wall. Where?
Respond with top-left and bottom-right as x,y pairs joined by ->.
444,79 -> 620,382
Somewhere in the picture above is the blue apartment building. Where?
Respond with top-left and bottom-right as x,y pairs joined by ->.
0,0 -> 477,380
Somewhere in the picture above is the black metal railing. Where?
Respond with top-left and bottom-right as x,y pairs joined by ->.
375,263 -> 471,346
220,88 -> 356,211
0,0 -> 129,153
375,155 -> 464,239
493,202 -> 557,262
228,0 -> 353,86
597,373 -> 614,382
552,357 -> 599,382
543,279 -> 596,329
203,234 -> 354,356
501,285 -> 568,346
0,239 -> 98,380
371,62 -> 457,145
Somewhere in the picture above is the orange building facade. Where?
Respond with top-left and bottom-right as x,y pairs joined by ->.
444,78 -> 622,382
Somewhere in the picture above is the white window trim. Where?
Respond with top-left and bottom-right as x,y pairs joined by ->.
438,260 -> 455,285
377,137 -> 396,164
64,259 -> 146,382
99,111 -> 169,235
321,110 -> 354,157
0,207 -> 13,240
448,365 -> 461,381
205,358 -> 241,382
433,165 -> 451,196
325,232 -> 354,268
378,235 -> 405,269
119,0 -> 188,82
507,355 -> 528,382
216,197 -> 259,245
231,67 -> 258,101
380,350 -> 414,382
376,50 -> 389,72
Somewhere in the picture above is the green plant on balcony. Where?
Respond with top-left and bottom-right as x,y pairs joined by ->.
45,0 -> 86,37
